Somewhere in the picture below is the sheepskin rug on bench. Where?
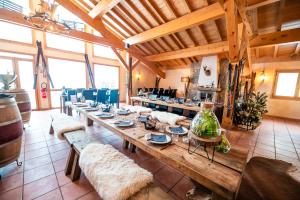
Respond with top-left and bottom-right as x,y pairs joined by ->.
51,113 -> 85,139
79,143 -> 153,200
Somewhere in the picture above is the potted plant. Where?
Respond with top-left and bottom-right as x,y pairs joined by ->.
234,92 -> 268,130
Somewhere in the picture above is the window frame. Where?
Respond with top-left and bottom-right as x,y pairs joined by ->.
0,21 -> 34,45
44,32 -> 86,55
47,57 -> 88,109
0,54 -> 39,110
272,69 -> 300,101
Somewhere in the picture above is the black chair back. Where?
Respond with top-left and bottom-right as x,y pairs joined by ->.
152,88 -> 158,95
158,88 -> 164,97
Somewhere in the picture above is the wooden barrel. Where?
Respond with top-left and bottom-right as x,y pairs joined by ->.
3,89 -> 31,123
0,94 -> 23,168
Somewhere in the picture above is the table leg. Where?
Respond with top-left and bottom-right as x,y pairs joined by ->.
123,140 -> 129,149
129,143 -> 136,153
70,152 -> 81,181
65,147 -> 75,175
67,107 -> 72,116
86,117 -> 93,126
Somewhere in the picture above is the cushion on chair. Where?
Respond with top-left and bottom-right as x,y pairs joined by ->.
79,143 -> 153,200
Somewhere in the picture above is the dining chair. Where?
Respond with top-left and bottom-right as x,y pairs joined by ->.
157,88 -> 164,97
66,89 -> 76,101
108,89 -> 119,108
152,88 -> 158,95
82,89 -> 96,101
96,89 -> 108,104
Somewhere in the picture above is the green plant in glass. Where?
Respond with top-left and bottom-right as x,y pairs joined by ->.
191,102 -> 221,138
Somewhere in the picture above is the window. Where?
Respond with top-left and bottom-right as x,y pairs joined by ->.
94,64 -> 119,89
273,70 -> 300,99
46,33 -> 85,53
18,61 -> 37,109
48,58 -> 86,107
93,45 -> 117,59
0,58 -> 14,89
0,21 -> 32,44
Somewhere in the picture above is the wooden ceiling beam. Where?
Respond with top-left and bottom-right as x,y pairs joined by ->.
246,0 -> 280,11
273,45 -> 279,57
235,0 -> 253,36
123,3 -> 225,45
224,0 -> 239,63
250,28 -> 300,48
145,41 -> 229,61
253,55 -> 300,63
111,48 -> 129,70
88,0 -> 121,18
0,8 -> 122,48
56,0 -> 165,78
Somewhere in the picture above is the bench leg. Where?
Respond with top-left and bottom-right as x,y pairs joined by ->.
86,117 -> 93,126
123,140 -> 129,149
67,107 -> 72,116
129,143 -> 136,153
70,152 -> 81,181
65,147 -> 75,175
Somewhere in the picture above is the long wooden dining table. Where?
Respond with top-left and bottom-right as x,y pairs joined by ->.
67,104 -> 248,200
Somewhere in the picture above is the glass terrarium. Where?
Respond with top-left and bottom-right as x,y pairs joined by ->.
190,102 -> 221,138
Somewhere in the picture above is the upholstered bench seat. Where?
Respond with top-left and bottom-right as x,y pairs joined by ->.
79,143 -> 153,200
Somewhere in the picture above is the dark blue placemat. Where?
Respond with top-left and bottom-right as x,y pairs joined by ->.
169,126 -> 184,134
150,134 -> 167,142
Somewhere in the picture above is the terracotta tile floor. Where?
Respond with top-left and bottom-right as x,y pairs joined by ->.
0,110 -> 300,200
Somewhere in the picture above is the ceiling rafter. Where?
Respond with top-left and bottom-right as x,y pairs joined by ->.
145,41 -> 229,61
112,4 -> 164,55
250,28 -> 300,48
123,0 -> 184,66
163,0 -> 200,63
143,0 -> 193,65
56,0 -> 165,78
123,2 -> 225,45
88,0 -> 121,18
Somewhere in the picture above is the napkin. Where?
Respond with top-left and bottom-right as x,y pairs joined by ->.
169,126 -> 184,134
150,134 -> 166,142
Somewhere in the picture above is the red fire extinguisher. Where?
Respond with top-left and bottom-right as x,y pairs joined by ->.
41,82 -> 47,99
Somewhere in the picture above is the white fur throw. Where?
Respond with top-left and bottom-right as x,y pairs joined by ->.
52,118 -> 85,140
122,105 -> 152,114
151,111 -> 186,126
79,143 -> 153,200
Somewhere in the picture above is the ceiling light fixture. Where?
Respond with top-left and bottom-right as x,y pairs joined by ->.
24,0 -> 71,33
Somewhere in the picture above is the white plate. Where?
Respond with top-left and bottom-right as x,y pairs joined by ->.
96,113 -> 114,118
115,120 -> 134,127
166,126 -> 188,136
117,110 -> 130,115
145,134 -> 172,144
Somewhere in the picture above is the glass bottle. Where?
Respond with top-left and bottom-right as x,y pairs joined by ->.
190,102 -> 221,138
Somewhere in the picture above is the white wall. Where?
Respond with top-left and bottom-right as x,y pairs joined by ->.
159,68 -> 191,97
253,61 -> 300,120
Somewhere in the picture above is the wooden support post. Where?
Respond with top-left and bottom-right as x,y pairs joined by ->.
222,0 -> 239,129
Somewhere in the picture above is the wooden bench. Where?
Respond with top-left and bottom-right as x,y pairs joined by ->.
69,142 -> 172,200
